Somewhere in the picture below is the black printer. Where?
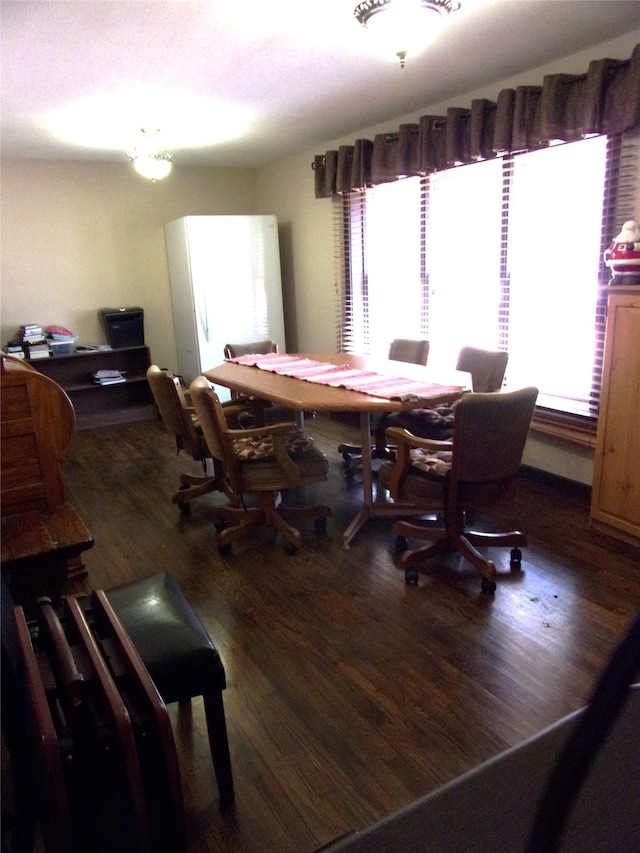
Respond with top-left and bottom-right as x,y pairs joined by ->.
98,307 -> 145,349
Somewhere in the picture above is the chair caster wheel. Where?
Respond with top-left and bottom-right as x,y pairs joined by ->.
178,484 -> 191,513
510,547 -> 522,567
395,535 -> 408,556
314,516 -> 328,535
218,542 -> 232,557
214,519 -> 227,532
405,568 -> 419,585
481,577 -> 497,594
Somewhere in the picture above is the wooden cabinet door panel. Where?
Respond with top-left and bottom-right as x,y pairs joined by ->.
591,289 -> 640,545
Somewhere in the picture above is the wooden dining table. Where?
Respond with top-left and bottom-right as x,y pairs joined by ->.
203,353 -> 468,547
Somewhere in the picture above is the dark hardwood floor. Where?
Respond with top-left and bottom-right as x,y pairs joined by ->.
55,414 -> 640,852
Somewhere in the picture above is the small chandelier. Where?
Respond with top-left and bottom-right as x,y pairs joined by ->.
354,0 -> 461,68
127,128 -> 174,181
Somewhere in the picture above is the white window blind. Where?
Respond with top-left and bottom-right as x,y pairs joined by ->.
503,137 -> 607,415
425,157 -> 504,375
336,134 -> 638,432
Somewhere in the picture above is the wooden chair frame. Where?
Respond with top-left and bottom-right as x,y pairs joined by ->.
146,365 -> 255,512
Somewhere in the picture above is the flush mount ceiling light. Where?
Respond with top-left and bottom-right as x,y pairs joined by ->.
354,0 -> 461,68
127,128 -> 174,181
132,151 -> 174,181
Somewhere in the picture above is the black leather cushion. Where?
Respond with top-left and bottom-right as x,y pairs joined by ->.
105,572 -> 226,704
1,575 -> 22,737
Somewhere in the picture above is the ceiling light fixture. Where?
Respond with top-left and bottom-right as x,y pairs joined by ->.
354,0 -> 461,68
127,128 -> 174,181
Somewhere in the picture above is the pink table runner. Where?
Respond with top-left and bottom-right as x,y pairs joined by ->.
228,353 -> 463,403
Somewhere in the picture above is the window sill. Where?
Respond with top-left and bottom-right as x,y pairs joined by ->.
530,414 -> 598,448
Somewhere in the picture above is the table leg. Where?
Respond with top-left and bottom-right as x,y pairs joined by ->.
341,411 -> 436,548
341,413 -> 374,548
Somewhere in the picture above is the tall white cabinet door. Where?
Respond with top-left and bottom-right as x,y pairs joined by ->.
165,217 -> 201,385
165,215 -> 286,398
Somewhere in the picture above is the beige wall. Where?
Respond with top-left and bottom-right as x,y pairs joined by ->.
0,160 -> 259,370
256,153 -> 336,353
2,30 -> 638,483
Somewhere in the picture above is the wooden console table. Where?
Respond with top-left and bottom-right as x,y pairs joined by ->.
1,504 -> 93,606
1,357 -> 94,606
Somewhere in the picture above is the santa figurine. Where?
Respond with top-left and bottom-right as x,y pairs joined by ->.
604,219 -> 640,284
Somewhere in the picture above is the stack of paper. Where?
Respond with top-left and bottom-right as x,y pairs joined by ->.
90,369 -> 126,385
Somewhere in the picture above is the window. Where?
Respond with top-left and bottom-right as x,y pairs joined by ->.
336,135 -> 637,436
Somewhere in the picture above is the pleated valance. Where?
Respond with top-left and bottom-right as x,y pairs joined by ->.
313,43 -> 640,198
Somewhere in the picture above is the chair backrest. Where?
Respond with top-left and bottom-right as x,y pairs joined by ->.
452,387 -> 538,485
456,347 -> 508,393
146,365 -> 205,460
1,368 -> 76,515
388,339 -> 430,366
223,340 -> 278,359
223,342 -> 279,402
188,377 -> 231,466
189,376 -> 249,498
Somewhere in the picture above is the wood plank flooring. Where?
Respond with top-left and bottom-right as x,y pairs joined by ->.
54,415 -> 640,851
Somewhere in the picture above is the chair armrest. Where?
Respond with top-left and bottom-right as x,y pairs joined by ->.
385,426 -> 454,453
384,429 -> 453,500
225,422 -> 296,441
270,432 -> 304,487
224,422 -> 304,487
222,398 -> 276,428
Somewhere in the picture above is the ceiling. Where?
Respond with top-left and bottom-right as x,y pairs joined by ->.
1,1 -> 639,169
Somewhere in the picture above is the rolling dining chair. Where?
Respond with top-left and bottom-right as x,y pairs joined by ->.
189,376 -> 331,554
338,338 -> 430,477
147,365 -> 221,513
223,340 -> 294,426
147,366 -> 261,513
223,340 -> 278,361
378,386 -> 538,593
381,346 -> 509,442
388,338 -> 431,365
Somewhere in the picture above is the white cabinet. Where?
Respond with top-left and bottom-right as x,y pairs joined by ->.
165,215 -> 286,399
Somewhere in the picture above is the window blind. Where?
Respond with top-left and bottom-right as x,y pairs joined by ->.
335,133 -> 638,436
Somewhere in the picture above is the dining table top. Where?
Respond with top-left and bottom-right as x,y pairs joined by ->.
203,352 -> 469,413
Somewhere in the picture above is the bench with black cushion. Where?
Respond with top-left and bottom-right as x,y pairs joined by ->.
104,572 -> 234,809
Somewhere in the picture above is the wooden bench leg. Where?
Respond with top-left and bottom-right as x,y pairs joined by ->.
202,691 -> 234,810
